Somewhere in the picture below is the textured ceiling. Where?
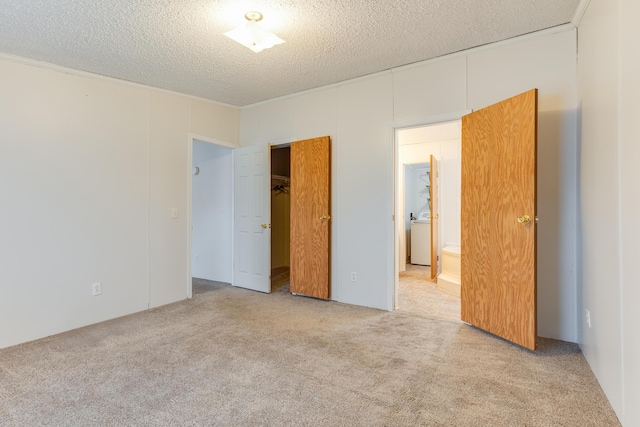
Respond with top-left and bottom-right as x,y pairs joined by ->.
0,0 -> 580,106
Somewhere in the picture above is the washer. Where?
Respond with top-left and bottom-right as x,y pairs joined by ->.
410,212 -> 431,265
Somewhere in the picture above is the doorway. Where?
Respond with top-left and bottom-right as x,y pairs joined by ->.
270,145 -> 291,293
394,120 -> 462,317
190,139 -> 233,296
268,137 -> 332,299
232,137 -> 331,297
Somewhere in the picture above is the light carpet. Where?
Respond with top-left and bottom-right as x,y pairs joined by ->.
0,281 -> 619,426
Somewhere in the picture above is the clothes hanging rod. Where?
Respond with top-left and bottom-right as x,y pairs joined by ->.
271,174 -> 290,183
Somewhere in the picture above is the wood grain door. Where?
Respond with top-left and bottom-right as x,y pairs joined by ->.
290,136 -> 331,299
461,89 -> 538,350
430,155 -> 439,280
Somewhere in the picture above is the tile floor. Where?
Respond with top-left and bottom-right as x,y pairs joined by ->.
397,264 -> 461,321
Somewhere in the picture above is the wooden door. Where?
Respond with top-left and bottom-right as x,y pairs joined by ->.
232,145 -> 271,293
429,155 -> 439,280
461,89 -> 538,350
290,136 -> 331,299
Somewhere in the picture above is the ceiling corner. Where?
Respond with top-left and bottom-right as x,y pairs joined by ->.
571,0 -> 592,27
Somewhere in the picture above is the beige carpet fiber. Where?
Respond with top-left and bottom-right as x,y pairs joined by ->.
0,281 -> 619,426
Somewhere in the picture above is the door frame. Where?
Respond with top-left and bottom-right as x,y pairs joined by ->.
390,111 -> 470,310
186,133 -> 239,299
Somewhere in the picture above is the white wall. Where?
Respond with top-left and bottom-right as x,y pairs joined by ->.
439,141 -> 461,248
577,0 -> 640,424
403,165 -> 418,231
191,141 -> 232,283
619,1 -> 640,424
411,166 -> 430,218
240,29 -> 579,343
0,56 -> 239,349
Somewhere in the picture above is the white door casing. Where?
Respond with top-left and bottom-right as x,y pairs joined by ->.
233,145 -> 271,293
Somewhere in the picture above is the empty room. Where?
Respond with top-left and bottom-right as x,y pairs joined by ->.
0,0 -> 637,425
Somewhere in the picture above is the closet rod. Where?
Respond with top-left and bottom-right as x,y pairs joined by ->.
271,174 -> 291,183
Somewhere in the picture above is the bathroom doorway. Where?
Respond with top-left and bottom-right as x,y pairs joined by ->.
394,120 -> 462,317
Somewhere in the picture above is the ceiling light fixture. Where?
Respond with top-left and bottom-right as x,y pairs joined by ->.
224,11 -> 285,53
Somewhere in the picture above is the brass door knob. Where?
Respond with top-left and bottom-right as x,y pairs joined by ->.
517,215 -> 532,224
261,223 -> 271,229
320,215 -> 331,221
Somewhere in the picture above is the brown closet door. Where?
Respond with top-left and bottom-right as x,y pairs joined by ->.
290,136 -> 331,299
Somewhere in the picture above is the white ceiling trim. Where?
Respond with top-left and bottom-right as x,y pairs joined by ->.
571,0 -> 592,26
392,22 -> 576,75
245,24 -> 577,110
1,22 -> 578,113
243,68 -> 392,110
0,51 -> 240,110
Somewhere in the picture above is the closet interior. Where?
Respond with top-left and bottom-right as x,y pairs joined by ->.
270,146 -> 291,291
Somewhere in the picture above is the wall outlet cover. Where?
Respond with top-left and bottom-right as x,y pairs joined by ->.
92,282 -> 102,296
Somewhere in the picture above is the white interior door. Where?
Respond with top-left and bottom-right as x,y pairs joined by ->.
233,145 -> 271,293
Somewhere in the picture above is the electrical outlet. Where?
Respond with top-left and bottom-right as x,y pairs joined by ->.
171,208 -> 179,219
92,282 -> 102,296
586,309 -> 591,328
351,272 -> 357,282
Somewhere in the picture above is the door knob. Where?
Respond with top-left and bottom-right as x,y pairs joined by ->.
261,223 -> 271,229
517,215 -> 532,224
320,215 -> 331,221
